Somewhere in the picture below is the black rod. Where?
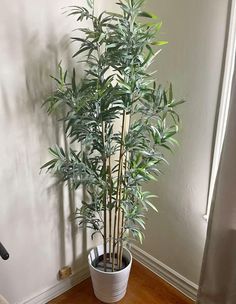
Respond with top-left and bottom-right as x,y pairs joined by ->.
0,242 -> 9,260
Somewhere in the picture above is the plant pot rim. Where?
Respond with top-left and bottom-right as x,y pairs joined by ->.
88,245 -> 132,275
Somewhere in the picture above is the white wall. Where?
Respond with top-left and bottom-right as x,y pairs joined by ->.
139,0 -> 229,285
0,1 -> 104,303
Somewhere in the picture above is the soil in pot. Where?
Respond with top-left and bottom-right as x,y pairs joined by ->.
92,253 -> 129,272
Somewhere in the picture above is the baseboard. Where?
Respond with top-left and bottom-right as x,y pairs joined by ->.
18,247 -> 198,303
19,265 -> 90,304
131,244 -> 198,301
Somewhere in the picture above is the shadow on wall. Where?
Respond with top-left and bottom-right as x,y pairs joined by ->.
19,21 -> 88,272
0,13 -> 87,283
20,22 -> 71,271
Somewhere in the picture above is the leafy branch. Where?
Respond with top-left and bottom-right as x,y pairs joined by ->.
41,0 -> 184,272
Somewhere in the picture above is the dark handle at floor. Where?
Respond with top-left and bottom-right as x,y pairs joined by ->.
0,242 -> 9,260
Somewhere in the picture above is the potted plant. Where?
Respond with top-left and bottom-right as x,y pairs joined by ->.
41,0 -> 183,302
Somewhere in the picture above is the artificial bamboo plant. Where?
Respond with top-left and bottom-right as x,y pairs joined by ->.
42,0 -> 183,272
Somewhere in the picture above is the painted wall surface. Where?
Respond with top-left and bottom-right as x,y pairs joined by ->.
0,0 -> 106,303
139,0 -> 229,284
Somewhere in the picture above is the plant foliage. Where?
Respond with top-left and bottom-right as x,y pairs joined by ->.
42,0 -> 184,272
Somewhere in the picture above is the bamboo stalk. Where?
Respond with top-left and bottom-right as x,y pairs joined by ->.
118,210 -> 125,269
94,11 -> 108,271
118,143 -> 128,269
112,110 -> 126,271
102,122 -> 107,272
116,163 -> 123,267
103,183 -> 107,272
116,190 -> 121,267
117,111 -> 131,269
108,158 -> 112,263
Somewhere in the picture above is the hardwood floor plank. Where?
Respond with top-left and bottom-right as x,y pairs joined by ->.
49,260 -> 195,304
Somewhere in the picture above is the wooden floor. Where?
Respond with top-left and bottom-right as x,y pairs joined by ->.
49,260 -> 195,304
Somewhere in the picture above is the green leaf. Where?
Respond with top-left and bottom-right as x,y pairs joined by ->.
134,218 -> 146,229
145,201 -> 158,212
168,83 -> 173,99
40,159 -> 57,170
171,99 -> 186,107
151,40 -> 168,46
130,228 -> 144,244
72,68 -> 76,93
72,46 -> 93,58
86,0 -> 94,9
49,75 -> 61,85
138,11 -> 157,19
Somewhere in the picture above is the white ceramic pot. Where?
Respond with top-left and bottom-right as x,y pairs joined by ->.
88,244 -> 132,303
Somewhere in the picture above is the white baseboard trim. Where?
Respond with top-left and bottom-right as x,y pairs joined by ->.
18,247 -> 198,303
19,265 -> 90,304
131,244 -> 198,301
